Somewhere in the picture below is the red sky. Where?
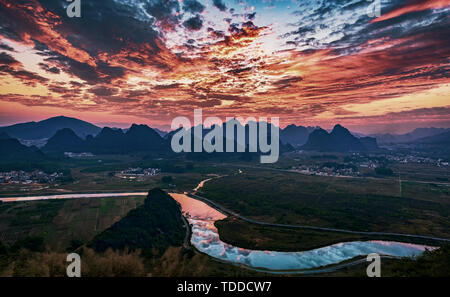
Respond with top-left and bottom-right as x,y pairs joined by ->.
0,0 -> 449,134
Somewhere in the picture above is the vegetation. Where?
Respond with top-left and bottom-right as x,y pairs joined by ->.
145,246 -> 267,277
0,197 -> 143,250
12,236 -> 45,252
326,244 -> 450,277
161,176 -> 173,183
384,244 -> 450,276
215,217 -> 441,252
201,171 -> 450,237
0,240 -> 6,254
89,188 -> 185,256
0,243 -> 268,277
0,199 -> 268,277
375,166 -> 394,175
0,247 -> 145,277
1,152 -> 449,277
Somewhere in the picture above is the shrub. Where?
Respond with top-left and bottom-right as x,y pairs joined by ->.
13,236 -> 45,252
375,167 -> 394,175
162,176 -> 173,183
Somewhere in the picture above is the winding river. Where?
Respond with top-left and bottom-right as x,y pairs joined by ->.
0,179 -> 437,272
0,192 -> 148,202
169,192 -> 436,271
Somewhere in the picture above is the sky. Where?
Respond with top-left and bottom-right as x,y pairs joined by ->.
0,0 -> 449,134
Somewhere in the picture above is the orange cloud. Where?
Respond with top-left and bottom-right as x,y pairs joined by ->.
372,0 -> 450,23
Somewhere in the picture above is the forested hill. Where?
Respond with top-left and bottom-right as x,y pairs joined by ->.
89,188 -> 185,255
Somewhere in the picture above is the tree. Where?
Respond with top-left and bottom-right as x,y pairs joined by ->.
162,176 -> 173,183
375,167 -> 393,175
13,236 -> 45,252
0,240 -> 7,255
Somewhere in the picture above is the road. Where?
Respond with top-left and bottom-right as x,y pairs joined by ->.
212,162 -> 450,186
188,192 -> 450,243
238,255 -> 400,275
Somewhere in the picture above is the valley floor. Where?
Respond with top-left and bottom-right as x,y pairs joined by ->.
0,155 -> 449,276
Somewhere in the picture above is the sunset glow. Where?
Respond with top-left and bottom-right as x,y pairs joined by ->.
0,0 -> 449,133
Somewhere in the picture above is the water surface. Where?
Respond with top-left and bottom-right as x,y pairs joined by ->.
0,181 -> 437,271
170,191 -> 436,271
0,192 -> 147,202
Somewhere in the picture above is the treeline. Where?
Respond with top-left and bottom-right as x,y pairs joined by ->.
382,244 -> 450,276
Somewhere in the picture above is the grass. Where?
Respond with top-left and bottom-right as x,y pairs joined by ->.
215,217 -> 442,252
1,155 -> 449,276
0,197 -> 145,251
0,245 -> 269,277
0,170 -> 206,196
0,154 -> 231,196
323,244 -> 450,277
89,189 -> 185,255
201,169 -> 450,238
401,181 -> 450,203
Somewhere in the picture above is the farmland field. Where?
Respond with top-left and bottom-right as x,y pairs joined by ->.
0,196 -> 145,250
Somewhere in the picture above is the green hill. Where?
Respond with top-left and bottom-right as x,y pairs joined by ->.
89,189 -> 185,255
0,138 -> 46,162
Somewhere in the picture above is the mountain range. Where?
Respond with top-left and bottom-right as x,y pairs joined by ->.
43,124 -> 169,154
413,130 -> 450,145
370,128 -> 450,144
165,120 -> 294,155
0,133 -> 46,162
0,116 -> 101,140
1,116 -> 449,160
301,124 -> 379,152
280,124 -> 311,147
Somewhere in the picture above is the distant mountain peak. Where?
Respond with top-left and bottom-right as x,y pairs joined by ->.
284,124 -> 299,129
331,124 -> 350,134
0,137 -> 46,161
46,115 -> 71,119
302,124 -> 378,152
312,127 -> 328,134
99,126 -> 123,135
43,128 -> 84,152
0,116 -> 101,140
128,123 -> 152,131
371,127 -> 450,144
126,124 -> 161,138
413,130 -> 450,145
42,123 -> 168,154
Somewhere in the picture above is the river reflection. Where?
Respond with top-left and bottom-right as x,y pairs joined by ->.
0,181 -> 438,272
169,193 -> 226,221
170,192 -> 437,271
0,192 -> 148,202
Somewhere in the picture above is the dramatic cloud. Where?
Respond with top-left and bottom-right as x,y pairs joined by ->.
183,0 -> 205,14
183,15 -> 204,31
0,0 -> 448,132
212,0 -> 227,12
372,0 -> 450,23
0,52 -> 20,66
